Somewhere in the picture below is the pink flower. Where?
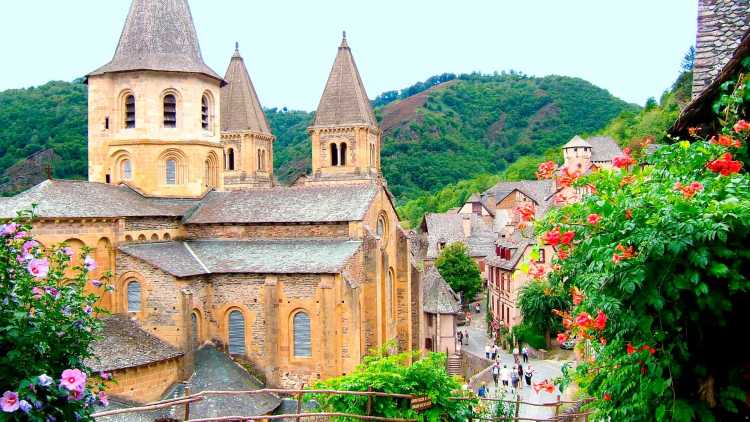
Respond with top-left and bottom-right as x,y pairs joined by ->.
84,305 -> 93,315
0,223 -> 19,237
22,240 -> 38,256
68,389 -> 84,401
587,213 -> 602,225
84,255 -> 96,271
99,371 -> 111,381
27,258 -> 49,279
14,231 -> 29,240
91,279 -> 103,288
62,247 -> 74,258
59,369 -> 87,392
734,119 -> 750,133
98,391 -> 109,407
31,287 -> 45,300
1,391 -> 19,413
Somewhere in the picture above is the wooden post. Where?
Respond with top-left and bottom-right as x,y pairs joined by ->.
514,393 -> 520,418
295,383 -> 304,422
366,386 -> 373,416
183,385 -> 191,421
554,394 -> 561,416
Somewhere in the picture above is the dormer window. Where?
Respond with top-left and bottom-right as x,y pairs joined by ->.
163,94 -> 176,128
124,95 -> 135,128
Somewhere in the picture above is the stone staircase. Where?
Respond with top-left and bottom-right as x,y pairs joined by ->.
447,354 -> 463,376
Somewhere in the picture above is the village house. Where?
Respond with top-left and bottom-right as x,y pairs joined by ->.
0,0 -> 420,403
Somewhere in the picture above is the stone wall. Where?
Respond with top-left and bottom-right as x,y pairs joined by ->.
185,223 -> 349,239
105,357 -> 183,403
124,217 -> 181,231
693,0 -> 750,98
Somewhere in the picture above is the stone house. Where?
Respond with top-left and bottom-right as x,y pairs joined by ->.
0,0 -> 418,403
421,266 -> 461,355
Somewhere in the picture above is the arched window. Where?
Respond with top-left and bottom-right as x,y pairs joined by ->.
205,152 -> 219,189
228,310 -> 245,355
166,159 -> 177,184
121,159 -> 132,180
150,233 -> 159,241
293,311 -> 312,357
126,280 -> 141,312
201,95 -> 210,130
387,269 -> 395,318
227,148 -> 235,171
330,143 -> 338,166
137,234 -> 146,242
124,95 -> 136,128
163,94 -> 176,128
191,312 -> 200,347
163,233 -> 171,240
339,143 -> 347,166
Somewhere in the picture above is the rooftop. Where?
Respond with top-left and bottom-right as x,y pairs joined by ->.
588,136 -> 623,162
221,44 -> 272,134
422,266 -> 461,314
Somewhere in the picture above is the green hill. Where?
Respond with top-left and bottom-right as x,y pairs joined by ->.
0,73 -> 635,201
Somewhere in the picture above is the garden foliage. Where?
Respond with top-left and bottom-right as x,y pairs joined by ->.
435,242 -> 483,303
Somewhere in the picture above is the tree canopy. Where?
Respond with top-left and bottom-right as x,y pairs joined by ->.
435,242 -> 482,303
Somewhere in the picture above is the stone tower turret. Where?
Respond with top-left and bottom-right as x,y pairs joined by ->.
86,0 -> 225,197
562,135 -> 592,171
220,43 -> 275,189
307,32 -> 381,184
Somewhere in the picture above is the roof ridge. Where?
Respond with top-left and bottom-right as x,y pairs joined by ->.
183,241 -> 210,274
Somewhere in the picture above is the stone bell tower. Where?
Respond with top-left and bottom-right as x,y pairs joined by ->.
307,32 -> 382,184
86,0 -> 225,198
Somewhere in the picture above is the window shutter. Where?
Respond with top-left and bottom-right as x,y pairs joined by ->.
127,281 -> 141,312
293,312 -> 312,357
228,310 -> 245,355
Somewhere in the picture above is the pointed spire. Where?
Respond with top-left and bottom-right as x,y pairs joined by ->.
313,33 -> 377,128
89,0 -> 222,83
221,45 -> 271,134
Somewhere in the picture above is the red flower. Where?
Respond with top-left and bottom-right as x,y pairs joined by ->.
557,247 -> 569,261
707,153 -> 743,176
571,287 -> 584,305
624,209 -> 633,220
613,149 -> 636,169
612,244 -> 636,264
529,264 -> 546,280
626,343 -> 635,355
575,312 -> 593,328
587,183 -> 597,194
710,134 -> 742,148
536,160 -> 557,180
557,167 -> 581,188
516,202 -> 536,222
542,227 -> 561,246
599,337 -> 607,345
594,310 -> 607,330
674,181 -> 704,198
640,344 -> 656,355
688,127 -> 700,137
560,231 -> 575,245
603,393 -> 611,401
587,213 -> 602,225
557,333 -> 568,343
734,120 -> 750,133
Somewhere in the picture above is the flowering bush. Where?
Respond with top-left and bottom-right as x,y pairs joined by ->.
0,212 -> 107,421
519,74 -> 750,420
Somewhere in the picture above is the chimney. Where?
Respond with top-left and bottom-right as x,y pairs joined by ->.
462,215 -> 472,237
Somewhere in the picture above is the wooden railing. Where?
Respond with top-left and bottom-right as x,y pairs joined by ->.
451,395 -> 594,421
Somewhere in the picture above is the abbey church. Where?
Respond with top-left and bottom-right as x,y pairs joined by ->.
0,0 -> 420,402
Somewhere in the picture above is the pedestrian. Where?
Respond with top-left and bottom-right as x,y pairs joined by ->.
512,346 -> 520,363
478,382 -> 488,398
485,344 -> 491,359
457,330 -> 463,344
491,344 -> 498,360
475,302 -> 481,313
511,365 -> 520,390
524,365 -> 534,387
517,364 -> 524,389
500,364 -> 511,388
492,363 -> 500,386
522,345 -> 529,363
464,329 -> 469,345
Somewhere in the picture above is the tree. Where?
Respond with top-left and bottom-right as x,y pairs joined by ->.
308,343 -> 476,421
435,242 -> 482,303
516,279 -> 569,347
0,211 -> 108,420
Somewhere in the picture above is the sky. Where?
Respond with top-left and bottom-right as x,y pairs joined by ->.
0,1 -> 697,111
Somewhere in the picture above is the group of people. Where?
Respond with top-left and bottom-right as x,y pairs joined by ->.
490,362 -> 535,390
485,344 -> 529,363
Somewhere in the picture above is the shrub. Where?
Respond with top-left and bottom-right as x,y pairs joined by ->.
511,324 -> 546,351
0,211 -> 108,421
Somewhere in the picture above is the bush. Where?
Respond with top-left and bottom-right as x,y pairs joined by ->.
435,243 -> 483,303
511,324 -> 546,350
0,211 -> 108,421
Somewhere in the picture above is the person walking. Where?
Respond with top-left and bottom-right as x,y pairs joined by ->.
512,346 -> 520,363
478,382 -> 488,398
522,345 -> 529,363
517,364 -> 524,390
491,344 -> 498,360
511,365 -> 520,390
485,344 -> 492,359
500,364 -> 511,388
457,330 -> 463,345
524,365 -> 534,387
463,329 -> 469,345
491,362 -> 500,386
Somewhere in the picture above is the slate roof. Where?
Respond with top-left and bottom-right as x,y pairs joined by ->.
483,179 -> 555,207
184,183 -> 377,224
221,45 -> 272,134
422,266 -> 461,314
0,180 -> 198,219
588,136 -> 623,162
312,34 -> 377,128
562,135 -> 591,149
86,314 -> 183,372
118,239 -> 362,277
88,0 -> 223,83
423,213 -> 497,259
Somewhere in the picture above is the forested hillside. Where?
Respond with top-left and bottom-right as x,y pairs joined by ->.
0,73 -> 634,201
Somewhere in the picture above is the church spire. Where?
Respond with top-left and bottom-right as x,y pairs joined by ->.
221,44 -> 271,134
88,0 -> 222,83
313,32 -> 377,128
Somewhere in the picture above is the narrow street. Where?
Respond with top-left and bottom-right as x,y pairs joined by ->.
459,299 -> 565,420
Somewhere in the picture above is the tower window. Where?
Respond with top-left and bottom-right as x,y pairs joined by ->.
163,94 -> 176,128
293,311 -> 312,357
105,116 -> 110,130
121,159 -> 132,180
166,159 -> 177,184
339,143 -> 347,166
330,143 -> 338,166
126,280 -> 141,312
124,95 -> 135,129
201,95 -> 210,130
227,148 -> 235,171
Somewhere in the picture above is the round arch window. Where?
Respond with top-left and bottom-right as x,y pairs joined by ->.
376,213 -> 388,244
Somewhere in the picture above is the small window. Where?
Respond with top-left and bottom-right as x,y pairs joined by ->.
330,143 -> 338,166
376,217 -> 385,238
166,159 -> 177,185
293,312 -> 312,357
125,95 -> 135,128
538,249 -> 546,263
105,174 -> 111,184
228,310 -> 245,355
105,116 -> 110,130
339,143 -> 347,166
126,280 -> 141,312
227,148 -> 235,171
121,159 -> 132,180
163,94 -> 176,128
150,233 -> 159,241
201,95 -> 209,130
